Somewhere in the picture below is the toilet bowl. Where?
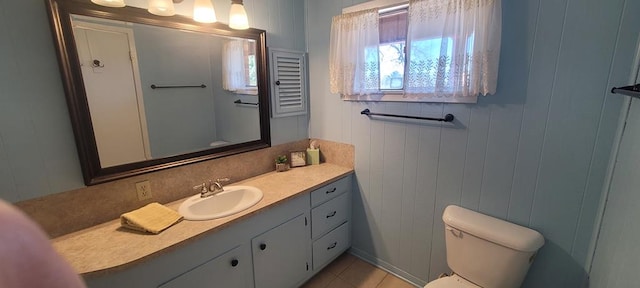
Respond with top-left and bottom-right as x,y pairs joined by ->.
422,205 -> 544,288
424,274 -> 478,288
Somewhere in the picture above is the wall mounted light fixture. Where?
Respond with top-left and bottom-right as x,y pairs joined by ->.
193,0 -> 217,23
228,0 -> 249,30
90,0 -> 249,29
147,0 -> 176,16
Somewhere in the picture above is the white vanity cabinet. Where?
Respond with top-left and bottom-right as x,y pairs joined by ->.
252,213 -> 311,288
158,245 -> 251,288
83,174 -> 353,288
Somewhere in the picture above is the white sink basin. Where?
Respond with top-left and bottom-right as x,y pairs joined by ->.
178,186 -> 263,220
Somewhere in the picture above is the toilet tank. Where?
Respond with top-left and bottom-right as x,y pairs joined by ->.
442,205 -> 544,288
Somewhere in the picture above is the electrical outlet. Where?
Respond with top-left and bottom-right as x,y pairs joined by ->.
136,180 -> 152,201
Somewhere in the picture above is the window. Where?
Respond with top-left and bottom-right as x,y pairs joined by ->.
375,8 -> 474,94
378,9 -> 407,90
222,39 -> 258,95
330,0 -> 501,103
246,54 -> 257,87
244,42 -> 257,87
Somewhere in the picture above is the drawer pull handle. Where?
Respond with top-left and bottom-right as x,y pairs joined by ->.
260,243 -> 267,250
231,259 -> 239,267
326,211 -> 337,218
327,242 -> 337,250
326,187 -> 337,194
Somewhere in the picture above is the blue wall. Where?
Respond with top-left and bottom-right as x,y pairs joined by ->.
0,0 -> 307,202
306,0 -> 636,286
2,0 -> 638,286
134,24 -> 218,158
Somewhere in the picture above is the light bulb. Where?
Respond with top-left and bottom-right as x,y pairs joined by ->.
148,0 -> 175,16
193,0 -> 217,23
229,2 -> 249,30
91,0 -> 125,8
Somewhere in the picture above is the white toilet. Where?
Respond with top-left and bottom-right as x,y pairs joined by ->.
425,205 -> 545,288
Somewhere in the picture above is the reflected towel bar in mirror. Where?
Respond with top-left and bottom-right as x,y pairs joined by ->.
150,84 -> 207,89
234,99 -> 259,106
361,108 -> 454,122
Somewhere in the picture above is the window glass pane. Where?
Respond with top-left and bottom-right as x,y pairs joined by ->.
379,41 -> 405,90
407,37 -> 453,91
247,55 -> 257,87
364,46 -> 381,90
378,8 -> 407,91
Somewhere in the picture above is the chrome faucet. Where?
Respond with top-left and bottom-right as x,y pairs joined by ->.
195,178 -> 230,198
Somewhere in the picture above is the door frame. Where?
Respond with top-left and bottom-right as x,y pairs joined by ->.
72,17 -> 152,160
587,34 -> 640,275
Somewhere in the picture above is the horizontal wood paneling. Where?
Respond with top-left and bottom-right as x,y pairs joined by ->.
306,0 -> 632,286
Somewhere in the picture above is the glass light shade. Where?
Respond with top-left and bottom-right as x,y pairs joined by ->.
228,3 -> 249,30
148,0 -> 175,16
193,0 -> 217,23
91,0 -> 125,8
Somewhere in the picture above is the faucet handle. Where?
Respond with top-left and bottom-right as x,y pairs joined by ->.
193,183 -> 208,193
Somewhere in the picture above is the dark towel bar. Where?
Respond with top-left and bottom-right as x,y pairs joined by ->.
611,84 -> 640,99
361,109 -> 454,122
234,100 -> 259,106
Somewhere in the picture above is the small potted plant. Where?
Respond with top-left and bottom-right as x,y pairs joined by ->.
275,155 -> 289,172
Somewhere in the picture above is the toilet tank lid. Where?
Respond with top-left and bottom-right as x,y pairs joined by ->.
443,205 -> 545,252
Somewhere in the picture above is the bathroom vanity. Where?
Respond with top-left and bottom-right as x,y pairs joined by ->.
52,164 -> 353,288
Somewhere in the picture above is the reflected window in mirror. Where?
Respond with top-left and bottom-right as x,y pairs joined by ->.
222,39 -> 257,95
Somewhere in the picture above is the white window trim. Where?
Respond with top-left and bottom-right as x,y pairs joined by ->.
341,93 -> 478,104
342,0 -> 408,14
233,88 -> 258,96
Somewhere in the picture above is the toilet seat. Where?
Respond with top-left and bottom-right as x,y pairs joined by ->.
424,274 -> 480,288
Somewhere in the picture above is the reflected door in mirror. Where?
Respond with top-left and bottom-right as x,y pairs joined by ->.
73,21 -> 151,167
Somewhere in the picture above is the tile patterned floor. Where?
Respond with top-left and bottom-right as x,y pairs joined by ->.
301,253 -> 417,288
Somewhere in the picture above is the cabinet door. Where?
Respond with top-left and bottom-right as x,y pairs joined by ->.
158,245 -> 251,288
252,213 -> 310,288
269,48 -> 307,118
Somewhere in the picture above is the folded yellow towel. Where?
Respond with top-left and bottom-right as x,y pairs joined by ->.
120,202 -> 183,234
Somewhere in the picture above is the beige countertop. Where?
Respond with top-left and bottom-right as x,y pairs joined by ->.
52,163 -> 353,276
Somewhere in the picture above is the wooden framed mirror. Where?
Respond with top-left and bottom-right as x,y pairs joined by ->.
46,0 -> 271,185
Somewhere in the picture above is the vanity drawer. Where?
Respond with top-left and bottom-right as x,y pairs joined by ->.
311,191 -> 350,239
312,221 -> 350,270
311,175 -> 351,207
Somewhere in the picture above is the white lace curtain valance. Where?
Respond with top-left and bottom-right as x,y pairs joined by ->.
329,0 -> 502,99
329,9 -> 380,96
405,0 -> 501,97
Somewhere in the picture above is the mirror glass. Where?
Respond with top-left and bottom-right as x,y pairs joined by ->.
72,15 -> 260,167
47,0 -> 271,185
